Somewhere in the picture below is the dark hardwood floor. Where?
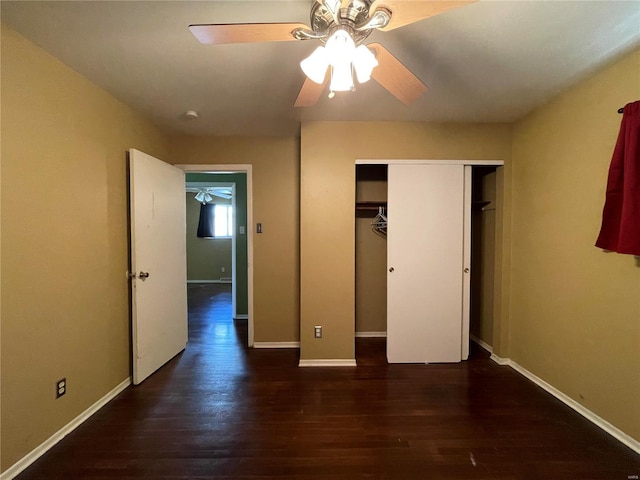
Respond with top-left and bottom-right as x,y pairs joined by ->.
16,283 -> 640,479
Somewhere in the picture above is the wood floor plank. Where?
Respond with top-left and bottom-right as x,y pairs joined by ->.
14,284 -> 640,479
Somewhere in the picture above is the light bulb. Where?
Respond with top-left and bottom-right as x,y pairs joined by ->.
325,29 -> 356,67
330,63 -> 354,92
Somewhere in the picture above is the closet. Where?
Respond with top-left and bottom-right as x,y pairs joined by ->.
355,165 -> 388,337
355,161 -> 500,364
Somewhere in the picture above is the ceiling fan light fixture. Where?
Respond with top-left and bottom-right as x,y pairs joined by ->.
355,8 -> 392,31
195,190 -> 214,204
323,0 -> 342,15
353,45 -> 378,83
325,29 -> 356,66
330,63 -> 354,92
300,46 -> 330,84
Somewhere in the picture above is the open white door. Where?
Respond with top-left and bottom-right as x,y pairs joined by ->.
129,149 -> 187,384
387,164 -> 465,363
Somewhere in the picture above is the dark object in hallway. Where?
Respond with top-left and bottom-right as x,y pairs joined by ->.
16,284 -> 640,479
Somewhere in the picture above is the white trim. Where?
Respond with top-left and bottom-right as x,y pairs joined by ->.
234,314 -> 248,320
298,359 -> 357,367
461,166 -> 472,360
187,279 -> 232,284
177,164 -> 254,347
355,159 -> 505,166
489,353 -> 511,365
488,357 -> 640,455
253,341 -> 300,349
355,331 -> 387,338
1,378 -> 131,480
470,334 -> 493,353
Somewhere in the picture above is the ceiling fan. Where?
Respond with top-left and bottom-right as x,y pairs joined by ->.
189,0 -> 476,107
187,187 -> 233,204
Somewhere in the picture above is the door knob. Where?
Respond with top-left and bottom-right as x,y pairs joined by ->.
464,267 -> 470,273
138,271 -> 150,280
389,267 -> 394,272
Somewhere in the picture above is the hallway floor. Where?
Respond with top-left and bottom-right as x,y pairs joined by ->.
15,283 -> 640,479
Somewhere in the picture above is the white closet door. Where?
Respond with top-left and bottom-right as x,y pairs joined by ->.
387,164 -> 465,363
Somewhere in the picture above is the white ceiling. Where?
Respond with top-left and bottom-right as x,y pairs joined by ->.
2,1 -> 639,136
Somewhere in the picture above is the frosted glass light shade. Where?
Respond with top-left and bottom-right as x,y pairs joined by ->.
330,63 -> 354,91
353,45 -> 378,83
325,29 -> 356,66
300,46 -> 329,84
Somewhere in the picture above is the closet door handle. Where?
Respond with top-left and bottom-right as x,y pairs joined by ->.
388,267 -> 394,272
138,271 -> 150,280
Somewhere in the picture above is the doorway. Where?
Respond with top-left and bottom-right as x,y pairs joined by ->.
470,166 -> 498,349
178,164 -> 255,347
185,178 -> 243,319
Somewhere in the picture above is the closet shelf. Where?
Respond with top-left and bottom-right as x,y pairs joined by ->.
355,201 -> 387,211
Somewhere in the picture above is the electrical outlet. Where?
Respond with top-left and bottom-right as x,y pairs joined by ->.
221,267 -> 225,273
56,378 -> 66,399
314,326 -> 322,338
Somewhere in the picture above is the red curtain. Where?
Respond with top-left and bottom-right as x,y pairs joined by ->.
595,100 -> 640,255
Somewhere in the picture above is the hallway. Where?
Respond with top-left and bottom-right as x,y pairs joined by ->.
14,284 -> 640,479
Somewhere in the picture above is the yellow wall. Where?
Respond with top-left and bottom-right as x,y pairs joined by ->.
510,49 -> 640,441
1,27 -> 169,471
167,136 -> 300,343
185,194 -> 232,281
300,122 -> 513,360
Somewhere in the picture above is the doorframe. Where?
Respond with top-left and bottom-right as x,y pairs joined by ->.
355,159 -> 504,360
178,164 -> 255,347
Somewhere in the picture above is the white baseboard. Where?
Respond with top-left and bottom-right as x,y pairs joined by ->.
355,331 -> 387,338
1,377 -> 131,480
187,279 -> 231,284
489,353 -> 511,365
253,341 -> 300,349
299,359 -> 357,367
469,334 -> 493,353
234,314 -> 248,320
489,356 -> 640,455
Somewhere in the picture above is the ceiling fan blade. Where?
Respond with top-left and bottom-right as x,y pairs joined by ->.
189,23 -> 310,45
294,74 -> 329,108
369,0 -> 476,31
211,191 -> 232,199
369,43 -> 427,105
